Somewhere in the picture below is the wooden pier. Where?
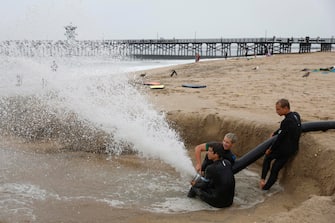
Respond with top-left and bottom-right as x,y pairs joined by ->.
1,37 -> 334,58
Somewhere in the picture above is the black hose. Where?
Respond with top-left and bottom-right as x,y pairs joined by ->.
232,121 -> 335,174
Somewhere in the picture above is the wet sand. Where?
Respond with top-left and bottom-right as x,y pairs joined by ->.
133,52 -> 335,223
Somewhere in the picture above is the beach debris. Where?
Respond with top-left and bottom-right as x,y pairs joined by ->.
319,66 -> 335,71
170,69 -> 177,77
302,72 -> 310,78
252,66 -> 259,70
306,66 -> 335,73
143,81 -> 160,86
140,73 -> 146,77
301,68 -> 310,71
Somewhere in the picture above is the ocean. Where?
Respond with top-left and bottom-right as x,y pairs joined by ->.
0,56 -> 282,222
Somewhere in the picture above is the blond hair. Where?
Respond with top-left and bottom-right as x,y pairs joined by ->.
225,132 -> 237,144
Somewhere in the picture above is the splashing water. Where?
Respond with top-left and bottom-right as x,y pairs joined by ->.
0,56 -> 196,177
0,56 -> 280,221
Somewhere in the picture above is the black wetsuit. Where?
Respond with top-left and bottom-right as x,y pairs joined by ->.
192,159 -> 235,208
261,111 -> 302,190
201,142 -> 236,172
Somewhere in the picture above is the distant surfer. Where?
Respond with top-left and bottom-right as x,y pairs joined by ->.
51,60 -> 58,72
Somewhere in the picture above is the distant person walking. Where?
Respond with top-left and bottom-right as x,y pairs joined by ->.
245,46 -> 249,57
51,60 -> 58,72
195,53 -> 200,62
260,99 -> 302,190
16,74 -> 22,86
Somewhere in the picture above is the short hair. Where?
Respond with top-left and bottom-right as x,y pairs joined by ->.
276,98 -> 290,109
225,132 -> 238,144
211,143 -> 225,159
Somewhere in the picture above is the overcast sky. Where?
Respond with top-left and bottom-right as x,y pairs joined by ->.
1,0 -> 334,40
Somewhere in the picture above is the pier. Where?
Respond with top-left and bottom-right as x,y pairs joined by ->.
0,37 -> 334,58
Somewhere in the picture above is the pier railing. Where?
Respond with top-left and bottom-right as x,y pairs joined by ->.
1,37 -> 334,58
114,37 -> 335,44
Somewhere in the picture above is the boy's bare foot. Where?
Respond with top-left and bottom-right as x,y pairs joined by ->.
259,179 -> 265,189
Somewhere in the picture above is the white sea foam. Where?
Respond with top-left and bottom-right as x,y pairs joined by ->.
147,197 -> 218,213
0,183 -> 50,221
0,56 -> 195,177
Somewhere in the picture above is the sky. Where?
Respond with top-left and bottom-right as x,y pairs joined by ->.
1,0 -> 334,41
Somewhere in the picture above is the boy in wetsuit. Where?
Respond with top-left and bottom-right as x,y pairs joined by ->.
194,133 -> 237,176
260,98 -> 302,190
188,143 -> 235,208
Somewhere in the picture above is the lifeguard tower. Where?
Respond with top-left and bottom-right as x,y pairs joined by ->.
64,23 -> 77,41
64,23 -> 77,55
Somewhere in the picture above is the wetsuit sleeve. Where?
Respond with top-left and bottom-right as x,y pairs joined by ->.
193,178 -> 209,189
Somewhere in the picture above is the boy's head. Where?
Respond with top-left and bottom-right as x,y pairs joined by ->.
208,143 -> 224,160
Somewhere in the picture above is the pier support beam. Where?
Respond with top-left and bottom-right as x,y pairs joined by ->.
321,43 -> 332,52
299,43 -> 311,53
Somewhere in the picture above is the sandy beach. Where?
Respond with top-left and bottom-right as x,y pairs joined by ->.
131,52 -> 335,222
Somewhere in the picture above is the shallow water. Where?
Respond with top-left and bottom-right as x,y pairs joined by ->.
0,138 -> 284,222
